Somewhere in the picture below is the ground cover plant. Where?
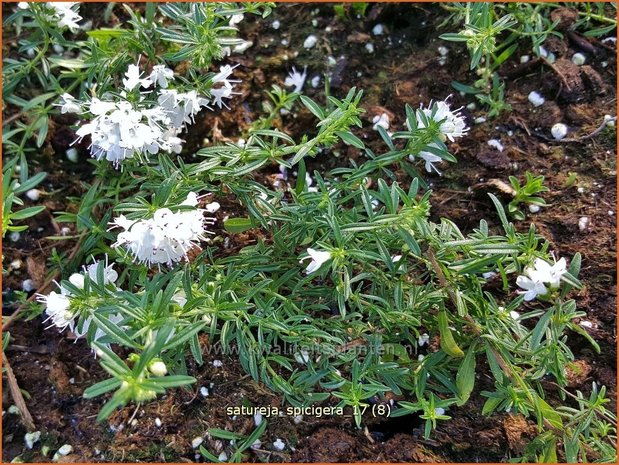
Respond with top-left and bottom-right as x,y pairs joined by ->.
2,2 -> 617,463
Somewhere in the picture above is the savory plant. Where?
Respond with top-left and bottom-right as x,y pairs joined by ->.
3,3 -> 615,463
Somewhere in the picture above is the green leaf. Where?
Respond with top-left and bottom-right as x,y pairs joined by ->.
456,344 -> 477,405
335,131 -> 365,149
10,206 -> 45,220
299,95 -> 325,119
223,217 -> 254,233
83,378 -> 122,399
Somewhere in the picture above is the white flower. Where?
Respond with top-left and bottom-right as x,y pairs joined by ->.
284,66 -> 307,93
148,65 -> 174,88
410,144 -> 444,175
37,290 -> 73,331
110,193 -> 214,266
59,93 -> 81,114
526,257 -> 567,288
300,248 -> 332,274
516,275 -> 548,301
123,64 -> 152,91
417,100 -> 468,142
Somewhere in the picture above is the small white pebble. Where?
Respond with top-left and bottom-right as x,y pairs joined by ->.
438,46 -> 449,56
68,377 -> 75,385
24,431 -> 41,449
571,53 -> 586,66
538,46 -> 549,58
281,39 -> 289,47
10,259 -> 22,269
435,408 -> 445,416
372,113 -> 390,131
474,116 -> 486,124
487,139 -> 504,152
52,44 -> 64,54
578,216 -> 589,231
528,204 -> 541,213
200,387 -> 209,397
509,311 -> 521,320
65,148 -> 78,163
311,19 -> 318,27
57,445 -> 72,456
293,414 -> 303,425
61,227 -> 71,236
26,47 -> 36,58
579,320 -> 594,328
155,418 -> 162,427
551,123 -> 568,140
528,91 -> 545,107
602,36 -> 617,45
233,41 -> 253,53
372,24 -> 384,36
251,439 -> 262,450
608,210 -> 614,216
466,102 -> 476,111
9,232 -> 20,242
273,438 -> 286,451
254,413 -> 263,426
218,452 -> 228,461
520,55 -> 530,64
365,43 -> 374,54
271,20 -> 280,30
25,189 -> 40,201
604,115 -> 616,127
192,437 -> 204,449
303,34 -> 317,49
212,360 -> 223,368
577,187 -> 585,193
418,354 -> 425,362
311,75 -> 320,88
130,419 -> 138,427
482,271 -> 497,279
327,56 -> 337,66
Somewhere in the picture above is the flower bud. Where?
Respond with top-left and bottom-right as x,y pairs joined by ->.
148,360 -> 168,377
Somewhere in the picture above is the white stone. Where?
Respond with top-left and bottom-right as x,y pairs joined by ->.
551,123 -> 568,140
65,148 -> 78,162
372,24 -> 384,36
9,232 -> 20,242
578,216 -> 589,231
271,20 -> 280,30
474,116 -> 486,124
571,53 -> 586,66
218,452 -> 228,461
303,35 -> 317,49
10,259 -> 22,269
509,311 -> 521,320
53,44 -> 64,54
21,279 -> 35,292
311,76 -> 320,88
273,438 -> 286,451
528,204 -> 540,213
25,189 -> 40,201
580,320 -> 594,328
254,413 -> 263,426
438,46 -> 449,56
155,418 -> 162,427
251,439 -> 262,450
528,91 -> 545,107
365,43 -> 374,54
487,139 -> 504,152
212,360 -> 223,368
520,55 -> 530,64
200,387 -> 209,397
435,408 -> 445,416
57,444 -> 73,456
25,431 -> 41,449
192,437 -> 204,449
293,414 -> 303,425
311,19 -> 318,27
577,187 -> 585,193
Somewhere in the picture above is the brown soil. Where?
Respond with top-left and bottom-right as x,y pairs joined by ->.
2,3 -> 617,463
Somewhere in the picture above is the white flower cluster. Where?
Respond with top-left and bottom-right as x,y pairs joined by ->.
37,259 -> 118,333
18,2 -> 82,32
111,192 -> 220,267
64,63 -> 239,166
408,99 -> 469,175
516,257 -> 567,301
